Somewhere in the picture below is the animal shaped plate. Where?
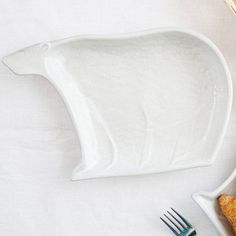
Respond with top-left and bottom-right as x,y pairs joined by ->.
3,29 -> 232,180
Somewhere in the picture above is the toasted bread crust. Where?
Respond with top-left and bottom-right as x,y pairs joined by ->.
218,194 -> 236,234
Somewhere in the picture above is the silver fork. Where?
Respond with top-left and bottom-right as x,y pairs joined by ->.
160,208 -> 196,236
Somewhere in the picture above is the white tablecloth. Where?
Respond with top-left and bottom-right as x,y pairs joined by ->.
0,0 -> 236,235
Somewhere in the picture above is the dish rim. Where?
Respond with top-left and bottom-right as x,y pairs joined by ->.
192,168 -> 236,235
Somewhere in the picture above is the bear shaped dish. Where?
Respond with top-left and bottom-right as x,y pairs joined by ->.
3,29 -> 232,180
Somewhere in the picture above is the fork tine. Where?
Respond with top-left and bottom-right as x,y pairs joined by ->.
160,217 -> 179,236
171,208 -> 192,228
164,214 -> 182,232
167,211 -> 186,229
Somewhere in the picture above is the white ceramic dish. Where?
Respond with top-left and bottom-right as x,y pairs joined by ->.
2,29 -> 232,180
193,169 -> 236,236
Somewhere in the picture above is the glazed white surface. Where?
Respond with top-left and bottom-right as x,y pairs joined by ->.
3,30 -> 231,180
0,0 -> 236,235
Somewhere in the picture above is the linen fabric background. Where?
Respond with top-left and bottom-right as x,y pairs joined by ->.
0,0 -> 236,235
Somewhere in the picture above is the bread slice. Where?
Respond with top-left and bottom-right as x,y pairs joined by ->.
218,194 -> 236,234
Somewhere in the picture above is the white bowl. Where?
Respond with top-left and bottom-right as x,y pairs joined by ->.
193,169 -> 236,236
2,29 -> 233,180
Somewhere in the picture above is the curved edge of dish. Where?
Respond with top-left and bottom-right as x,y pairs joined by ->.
192,168 -> 236,235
